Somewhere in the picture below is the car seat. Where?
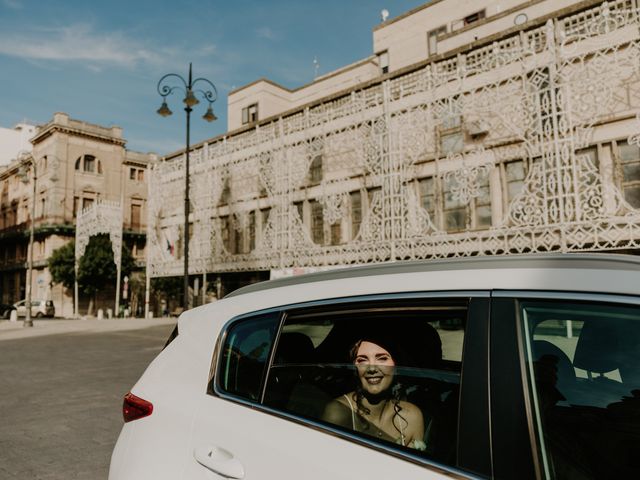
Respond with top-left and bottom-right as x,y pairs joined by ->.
265,332 -> 316,409
532,339 -> 577,403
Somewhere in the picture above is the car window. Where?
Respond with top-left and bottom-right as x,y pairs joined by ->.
520,299 -> 640,479
262,299 -> 468,467
216,313 -> 279,402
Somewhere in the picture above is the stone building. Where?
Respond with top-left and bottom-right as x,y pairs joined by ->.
0,113 -> 155,317
149,0 -> 640,298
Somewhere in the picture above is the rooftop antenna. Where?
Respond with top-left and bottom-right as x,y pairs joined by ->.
313,56 -> 320,79
381,9 -> 389,22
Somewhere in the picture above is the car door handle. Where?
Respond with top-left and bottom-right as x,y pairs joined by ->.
194,446 -> 245,479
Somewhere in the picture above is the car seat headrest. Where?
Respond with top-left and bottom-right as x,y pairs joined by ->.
532,340 -> 576,384
275,332 -> 315,365
573,320 -> 621,374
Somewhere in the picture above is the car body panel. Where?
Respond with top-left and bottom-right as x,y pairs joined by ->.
109,254 -> 640,480
13,299 -> 55,318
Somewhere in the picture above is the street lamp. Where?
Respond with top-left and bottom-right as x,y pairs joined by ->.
156,63 -> 218,310
17,153 -> 60,327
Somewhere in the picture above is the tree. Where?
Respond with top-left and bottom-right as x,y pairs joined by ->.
48,240 -> 75,292
49,234 -> 135,314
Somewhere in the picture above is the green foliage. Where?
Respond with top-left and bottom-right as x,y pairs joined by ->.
151,276 -> 182,302
48,240 -> 76,291
48,234 -> 135,294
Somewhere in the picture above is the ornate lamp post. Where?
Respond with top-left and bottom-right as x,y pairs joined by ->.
156,63 -> 218,310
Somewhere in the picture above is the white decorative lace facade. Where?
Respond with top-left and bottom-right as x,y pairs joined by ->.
75,200 -> 123,265
149,1 -> 640,278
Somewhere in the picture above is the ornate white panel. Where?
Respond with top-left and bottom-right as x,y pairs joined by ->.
75,200 -> 122,265
148,1 -> 640,277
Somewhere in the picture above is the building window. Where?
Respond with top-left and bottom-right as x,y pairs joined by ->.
310,200 -> 324,244
130,167 -> 145,181
439,114 -> 464,155
474,172 -> 492,228
131,203 -> 142,230
309,155 -> 323,183
84,155 -> 95,173
503,160 -> 527,208
464,10 -> 485,26
261,208 -> 271,232
249,211 -> 256,251
242,104 -> 259,125
616,140 -> 640,208
377,51 -> 389,74
39,198 -> 45,218
74,154 -> 102,174
577,146 -> 599,168
427,26 -> 447,57
82,198 -> 94,211
330,222 -> 341,245
221,216 -> 231,252
234,224 -> 244,254
294,201 -> 304,223
419,177 -> 436,223
219,178 -> 231,206
434,169 -> 492,231
443,176 -> 466,232
350,191 -> 362,240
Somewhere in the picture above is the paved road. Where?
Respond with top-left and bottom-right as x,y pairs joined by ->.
0,319 -> 176,479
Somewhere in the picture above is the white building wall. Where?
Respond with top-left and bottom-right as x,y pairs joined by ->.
0,123 -> 37,167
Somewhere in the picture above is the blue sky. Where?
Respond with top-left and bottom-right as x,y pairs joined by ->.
0,0 -> 426,154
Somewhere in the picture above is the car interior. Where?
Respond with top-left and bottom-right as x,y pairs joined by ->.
528,304 -> 640,479
263,305 -> 466,464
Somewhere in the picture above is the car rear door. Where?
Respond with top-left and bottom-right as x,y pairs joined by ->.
491,291 -> 640,480
184,292 -> 491,480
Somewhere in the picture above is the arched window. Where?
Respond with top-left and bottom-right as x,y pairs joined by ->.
74,154 -> 102,174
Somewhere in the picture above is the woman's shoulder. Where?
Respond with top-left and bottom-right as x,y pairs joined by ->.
398,400 -> 424,420
322,393 -> 354,426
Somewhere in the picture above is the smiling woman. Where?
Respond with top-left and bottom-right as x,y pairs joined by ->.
323,337 -> 426,450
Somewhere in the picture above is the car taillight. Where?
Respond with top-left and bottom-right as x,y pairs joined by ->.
123,392 -> 153,422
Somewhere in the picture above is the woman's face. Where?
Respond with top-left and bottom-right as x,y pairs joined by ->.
354,341 -> 396,396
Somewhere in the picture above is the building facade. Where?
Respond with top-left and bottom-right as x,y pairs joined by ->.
150,0 -> 640,296
0,122 -> 37,167
0,113 -> 155,317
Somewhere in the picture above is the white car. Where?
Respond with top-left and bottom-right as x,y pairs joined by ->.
109,254 -> 640,480
13,299 -> 55,318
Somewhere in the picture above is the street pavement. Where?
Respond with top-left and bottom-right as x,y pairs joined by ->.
0,317 -> 177,479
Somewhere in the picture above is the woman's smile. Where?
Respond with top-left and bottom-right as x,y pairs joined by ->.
355,341 -> 396,395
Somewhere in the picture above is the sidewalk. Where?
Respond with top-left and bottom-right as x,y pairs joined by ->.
0,316 -> 177,342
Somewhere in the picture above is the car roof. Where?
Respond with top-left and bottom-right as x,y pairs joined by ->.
225,253 -> 640,299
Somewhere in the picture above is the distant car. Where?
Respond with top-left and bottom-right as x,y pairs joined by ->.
13,299 -> 55,318
110,254 -> 640,480
0,303 -> 16,319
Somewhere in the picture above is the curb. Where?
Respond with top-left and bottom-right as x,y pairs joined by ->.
0,317 -> 177,342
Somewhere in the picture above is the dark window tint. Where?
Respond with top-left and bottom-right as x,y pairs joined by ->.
263,300 -> 468,466
521,299 -> 640,479
217,313 -> 279,401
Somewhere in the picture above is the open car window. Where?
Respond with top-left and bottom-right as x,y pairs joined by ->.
262,299 -> 468,469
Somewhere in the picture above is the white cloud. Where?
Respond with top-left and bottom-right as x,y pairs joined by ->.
0,24 -> 163,68
2,0 -> 23,9
256,26 -> 276,40
197,44 -> 217,57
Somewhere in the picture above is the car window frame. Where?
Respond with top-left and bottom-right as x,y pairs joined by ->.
208,290 -> 491,479
491,290 -> 640,480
